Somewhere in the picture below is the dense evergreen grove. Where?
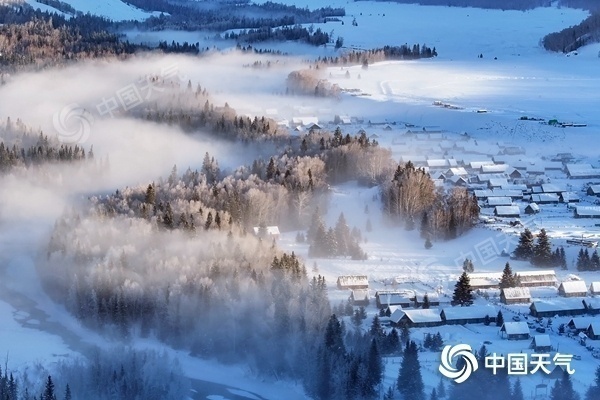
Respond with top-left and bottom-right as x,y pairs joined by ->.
543,12 -> 600,53
0,7 -> 141,71
128,0 -> 345,31
223,25 -> 332,46
381,161 -> 479,239
512,228 -> 566,268
0,118 -> 91,172
315,44 -> 438,66
0,349 -> 188,400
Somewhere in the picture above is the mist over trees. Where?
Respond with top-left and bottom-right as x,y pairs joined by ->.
381,161 -> 479,239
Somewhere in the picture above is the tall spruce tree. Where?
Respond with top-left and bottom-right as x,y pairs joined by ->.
533,229 -> 553,266
496,310 -> 504,327
512,378 -> 524,400
43,376 -> 56,400
585,365 -> 600,400
513,228 -> 535,260
499,262 -> 518,288
397,340 -> 425,400
452,272 -> 474,306
551,371 -> 579,400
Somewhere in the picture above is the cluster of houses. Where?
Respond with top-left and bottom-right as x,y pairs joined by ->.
337,271 -> 600,347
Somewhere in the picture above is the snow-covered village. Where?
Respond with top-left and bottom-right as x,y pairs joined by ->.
1,0 -> 600,399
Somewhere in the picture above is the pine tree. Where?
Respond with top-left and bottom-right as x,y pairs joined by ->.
144,183 -> 156,205
420,211 -> 430,238
422,293 -> 430,309
367,339 -> 383,394
266,157 -> 276,180
324,314 -> 345,355
370,315 -> 383,337
430,388 -> 439,400
452,272 -> 474,306
591,250 -> 600,271
496,311 -> 504,327
533,229 -> 553,266
334,213 -> 351,256
163,202 -> 174,229
64,384 -> 72,400
462,258 -> 474,273
500,262 -> 517,288
43,376 -> 56,400
511,378 -> 524,400
585,365 -> 600,400
397,340 -> 425,400
425,236 -> 433,249
551,371 -> 579,400
204,211 -> 213,230
513,228 -> 534,260
437,377 -> 446,398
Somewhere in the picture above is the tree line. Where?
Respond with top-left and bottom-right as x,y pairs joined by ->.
315,44 -> 438,67
223,25 -> 332,47
0,118 -> 91,172
543,12 -> 600,53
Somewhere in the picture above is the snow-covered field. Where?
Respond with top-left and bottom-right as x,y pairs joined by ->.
24,0 -> 163,21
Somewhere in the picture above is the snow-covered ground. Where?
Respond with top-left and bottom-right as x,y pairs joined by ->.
23,0 -> 163,21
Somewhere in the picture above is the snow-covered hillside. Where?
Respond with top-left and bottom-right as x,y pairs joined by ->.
24,0 -> 163,21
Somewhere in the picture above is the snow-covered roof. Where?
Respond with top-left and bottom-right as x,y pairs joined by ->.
487,197 -> 512,206
560,280 -> 588,294
447,167 -> 468,176
441,305 -> 496,320
427,159 -> 449,168
531,193 -> 560,203
568,317 -> 595,330
575,206 -> 600,217
488,178 -> 509,187
468,272 -> 501,288
501,184 -> 527,191
590,282 -> 600,293
469,161 -> 495,169
588,185 -> 600,194
253,226 -> 280,235
531,298 -> 586,313
337,275 -> 368,287
532,334 -> 551,347
448,175 -> 468,184
377,292 -> 412,305
416,293 -> 439,302
560,192 -> 580,202
292,116 -> 319,126
351,289 -> 369,301
589,322 -> 600,335
541,184 -> 566,193
492,189 -> 523,198
501,321 -> 529,335
502,287 -> 531,300
481,164 -> 509,173
477,173 -> 508,182
526,203 -> 540,212
495,205 -> 520,216
400,308 -> 443,324
566,164 -> 600,178
390,308 -> 405,324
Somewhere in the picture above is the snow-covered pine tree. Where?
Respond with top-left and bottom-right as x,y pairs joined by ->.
452,272 -> 474,306
513,228 -> 534,260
